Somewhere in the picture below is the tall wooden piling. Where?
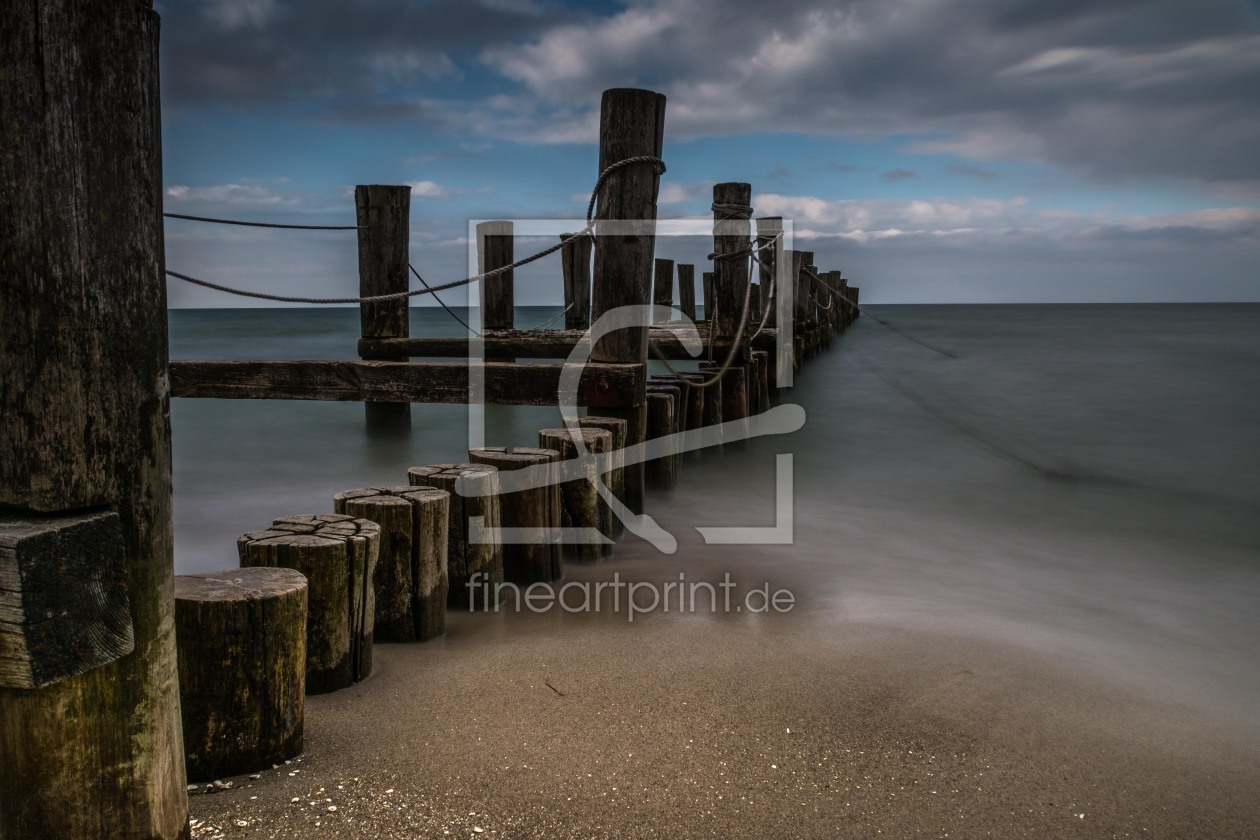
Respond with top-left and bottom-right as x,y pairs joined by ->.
653,258 -> 675,322
756,217 -> 782,321
702,271 -> 715,322
478,221 -> 515,331
357,184 -> 413,432
0,3 -> 189,835
708,183 -> 752,442
589,88 -> 667,516
560,233 -> 593,330
678,264 -> 697,322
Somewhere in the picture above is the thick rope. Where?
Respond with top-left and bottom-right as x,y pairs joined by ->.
167,156 -> 666,304
164,212 -> 362,230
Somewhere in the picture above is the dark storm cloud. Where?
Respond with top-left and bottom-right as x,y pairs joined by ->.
156,0 -> 571,109
477,0 -> 1260,189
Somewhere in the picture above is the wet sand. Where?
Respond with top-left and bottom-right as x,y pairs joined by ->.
189,584 -> 1260,839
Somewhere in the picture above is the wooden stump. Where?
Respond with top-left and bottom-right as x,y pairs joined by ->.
175,567 -> 306,781
407,464 -> 504,610
537,428 -> 614,562
672,373 -> 709,461
238,515 -> 378,694
467,448 -> 563,584
333,487 -> 450,642
751,350 -> 771,414
700,363 -> 749,447
569,416 -> 628,538
647,383 -> 684,481
644,391 -> 678,494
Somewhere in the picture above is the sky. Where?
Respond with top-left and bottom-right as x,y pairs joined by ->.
157,0 -> 1260,307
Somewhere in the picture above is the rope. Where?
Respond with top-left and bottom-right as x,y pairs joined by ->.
167,156 -> 667,304
163,212 -> 362,230
410,263 -> 479,336
530,303 -> 574,330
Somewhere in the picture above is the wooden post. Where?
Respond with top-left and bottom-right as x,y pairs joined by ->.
467,449 -> 564,584
677,264 -> 697,322
407,465 -> 504,610
646,384 -> 683,487
712,183 -> 752,343
702,271 -> 715,323
567,417 -> 629,539
589,88 -> 667,518
175,567 -> 307,782
238,515 -> 378,694
756,217 -> 781,321
560,233 -> 593,330
671,374 -> 708,460
0,3 -> 188,835
751,350 -> 771,413
333,487 -> 450,642
653,258 -> 675,322
478,221 -> 515,331
538,429 -> 615,562
357,184 -> 412,433
643,392 -> 678,494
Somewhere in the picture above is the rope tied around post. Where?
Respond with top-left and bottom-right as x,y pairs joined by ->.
167,156 -> 667,305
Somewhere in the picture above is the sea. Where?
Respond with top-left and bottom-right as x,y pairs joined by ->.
169,304 -> 1260,732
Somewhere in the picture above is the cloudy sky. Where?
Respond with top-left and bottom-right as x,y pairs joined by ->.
159,0 -> 1260,306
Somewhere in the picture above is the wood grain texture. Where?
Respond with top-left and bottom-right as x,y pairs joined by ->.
653,258 -> 675,322
0,511 -> 133,689
712,183 -> 753,343
333,487 -> 450,642
357,184 -> 412,431
590,88 -> 667,366
537,429 -> 614,563
568,416 -> 628,538
407,466 -> 504,611
477,221 -> 515,331
238,516 -> 379,694
175,567 -> 306,781
0,2 -> 188,836
169,360 -> 645,408
560,234 -> 593,330
467,449 -> 563,584
677,264 -> 697,322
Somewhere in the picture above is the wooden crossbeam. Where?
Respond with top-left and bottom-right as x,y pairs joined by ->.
168,360 -> 644,407
356,328 -> 779,360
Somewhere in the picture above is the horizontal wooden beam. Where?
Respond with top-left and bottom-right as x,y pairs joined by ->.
169,360 -> 644,408
357,327 -> 780,360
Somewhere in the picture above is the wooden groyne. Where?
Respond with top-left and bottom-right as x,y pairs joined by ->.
1,2 -> 860,826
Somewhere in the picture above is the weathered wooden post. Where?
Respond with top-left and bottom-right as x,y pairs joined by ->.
678,264 -> 697,322
478,221 -> 515,332
467,448 -> 564,584
795,251 -> 815,362
709,183 -> 752,440
567,417 -> 629,538
238,515 -> 379,693
0,3 -> 189,836
756,217 -> 781,322
589,88 -> 667,517
560,232 -> 593,330
538,428 -> 615,561
175,567 -> 307,781
653,258 -> 675,322
644,392 -> 678,493
408,465 -> 504,610
358,184 -> 412,432
333,487 -> 450,641
702,271 -> 715,322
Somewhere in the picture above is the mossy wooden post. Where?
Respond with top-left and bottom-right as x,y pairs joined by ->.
175,567 -> 307,782
333,487 -> 450,641
589,88 -> 666,518
653,258 -> 675,323
0,3 -> 188,836
408,464 -> 504,610
357,184 -> 412,434
568,417 -> 629,538
467,449 -> 564,584
538,428 -> 614,562
560,232 -> 593,330
238,515 -> 379,694
677,264 -> 697,322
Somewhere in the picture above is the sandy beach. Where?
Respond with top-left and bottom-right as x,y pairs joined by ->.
187,595 -> 1260,838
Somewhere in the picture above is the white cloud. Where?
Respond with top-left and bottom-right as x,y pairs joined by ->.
408,181 -> 453,199
165,183 -> 293,206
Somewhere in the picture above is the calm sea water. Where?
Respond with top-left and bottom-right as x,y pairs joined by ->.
169,304 -> 1260,729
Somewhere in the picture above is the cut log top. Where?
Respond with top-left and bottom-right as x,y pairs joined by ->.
538,427 -> 613,450
332,486 -> 450,506
240,514 -> 381,546
174,567 -> 307,603
468,447 -> 560,467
